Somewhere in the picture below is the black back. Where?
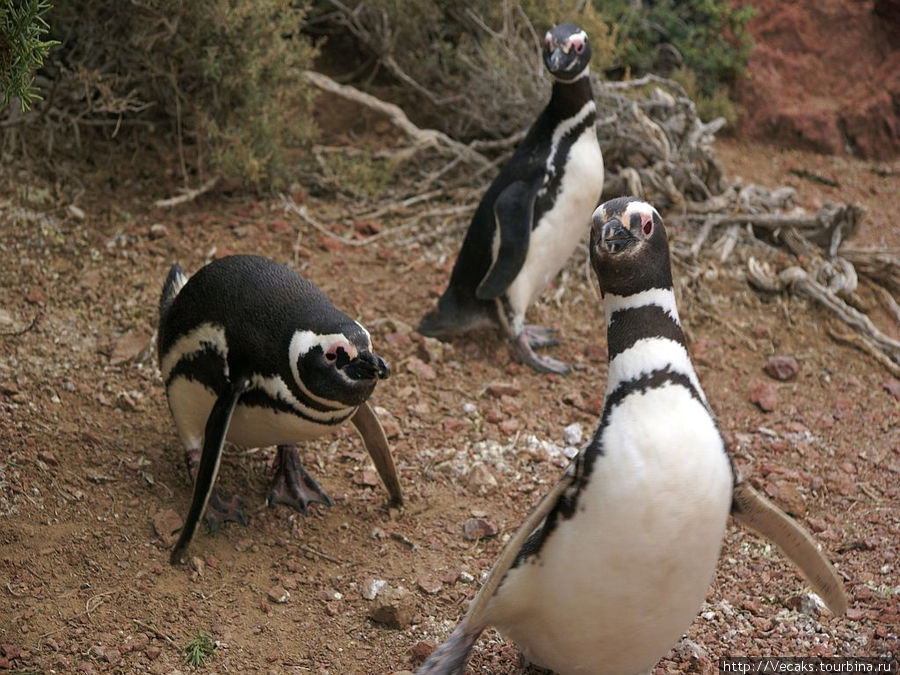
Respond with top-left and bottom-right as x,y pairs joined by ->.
159,255 -> 376,407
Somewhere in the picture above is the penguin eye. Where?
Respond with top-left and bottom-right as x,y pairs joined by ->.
571,37 -> 585,54
325,351 -> 337,362
642,219 -> 653,237
545,36 -> 553,51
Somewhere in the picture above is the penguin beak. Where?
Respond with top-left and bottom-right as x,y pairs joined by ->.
548,47 -> 567,72
599,218 -> 635,253
344,352 -> 390,381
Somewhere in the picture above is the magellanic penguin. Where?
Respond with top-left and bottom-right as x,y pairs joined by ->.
158,255 -> 403,564
418,198 -> 847,675
417,22 -> 604,375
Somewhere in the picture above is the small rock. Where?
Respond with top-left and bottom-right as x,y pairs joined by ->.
417,337 -> 444,364
883,379 -> 900,401
149,223 -> 169,239
749,379 -> 779,412
416,574 -> 442,595
466,462 -> 497,493
563,423 -> 583,446
37,450 -> 59,466
267,586 -> 290,604
152,509 -> 182,543
462,402 -> 477,415
67,204 -> 86,220
774,480 -> 805,516
362,578 -> 387,601
367,586 -> 415,629
459,571 -> 475,583
671,637 -> 705,661
462,517 -> 498,541
102,647 -> 121,665
354,469 -> 381,488
764,355 -> 800,381
498,419 -> 520,435
26,286 -> 45,305
785,592 -> 825,617
485,382 -> 520,397
410,641 -> 436,664
109,331 -> 151,365
845,607 -> 866,621
146,646 -> 161,660
406,357 -> 436,380
190,557 -> 205,576
235,537 -> 254,552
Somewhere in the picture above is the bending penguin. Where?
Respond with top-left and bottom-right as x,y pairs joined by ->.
157,255 -> 403,564
418,22 -> 604,375
418,198 -> 847,675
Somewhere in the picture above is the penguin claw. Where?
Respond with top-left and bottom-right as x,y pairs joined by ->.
513,334 -> 570,375
204,490 -> 248,532
268,445 -> 333,514
522,324 -> 559,349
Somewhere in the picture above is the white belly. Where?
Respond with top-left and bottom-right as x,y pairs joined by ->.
487,386 -> 732,675
505,130 -> 604,329
167,378 -> 344,450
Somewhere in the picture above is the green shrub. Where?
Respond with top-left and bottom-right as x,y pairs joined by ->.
314,0 -> 618,139
19,0 -> 318,188
0,0 -> 58,111
597,0 -> 755,101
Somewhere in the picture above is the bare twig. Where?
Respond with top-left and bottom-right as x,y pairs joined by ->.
299,543 -> 343,565
154,176 -> 219,209
302,70 -> 490,168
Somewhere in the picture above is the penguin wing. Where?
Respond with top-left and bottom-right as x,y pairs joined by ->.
170,378 -> 251,564
731,479 -> 848,615
475,180 -> 538,300
418,468 -> 574,674
350,402 -> 403,506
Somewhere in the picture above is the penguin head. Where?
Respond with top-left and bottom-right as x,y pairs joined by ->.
589,197 -> 673,296
543,23 -> 591,81
290,324 -> 390,407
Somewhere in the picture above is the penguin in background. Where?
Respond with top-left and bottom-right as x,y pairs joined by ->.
418,22 -> 604,375
417,198 -> 847,675
157,255 -> 403,564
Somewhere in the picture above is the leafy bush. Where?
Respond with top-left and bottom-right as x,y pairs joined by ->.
597,0 -> 754,103
313,0 -> 618,139
10,0 -> 319,188
0,0 -> 58,111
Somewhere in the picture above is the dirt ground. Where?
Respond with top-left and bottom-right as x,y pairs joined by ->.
0,126 -> 897,674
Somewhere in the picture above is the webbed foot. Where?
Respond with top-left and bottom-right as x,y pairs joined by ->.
185,448 -> 248,532
513,332 -> 570,375
522,324 -> 559,349
268,445 -> 333,514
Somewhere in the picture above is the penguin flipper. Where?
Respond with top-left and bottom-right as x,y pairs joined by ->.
731,479 -> 848,616
350,402 -> 403,506
170,378 -> 250,565
420,467 -> 574,673
475,181 -> 537,300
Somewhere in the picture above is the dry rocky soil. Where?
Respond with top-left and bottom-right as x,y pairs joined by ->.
0,133 -> 898,674
0,2 -> 899,669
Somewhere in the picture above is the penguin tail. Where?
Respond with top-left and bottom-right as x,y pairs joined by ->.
417,293 -> 497,339
415,619 -> 483,675
159,262 -> 188,320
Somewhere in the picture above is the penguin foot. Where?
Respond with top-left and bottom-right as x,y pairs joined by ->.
513,333 -> 570,375
185,448 -> 249,532
268,445 -> 333,514
522,324 -> 559,349
205,490 -> 249,533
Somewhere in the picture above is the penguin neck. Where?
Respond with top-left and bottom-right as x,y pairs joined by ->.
601,286 -> 706,404
548,71 -> 594,121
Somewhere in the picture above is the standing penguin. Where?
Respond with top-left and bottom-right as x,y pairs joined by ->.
158,255 -> 403,564
418,22 -> 604,375
418,198 -> 847,674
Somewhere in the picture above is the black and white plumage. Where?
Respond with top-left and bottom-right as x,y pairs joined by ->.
158,255 -> 403,564
417,23 -> 604,375
418,198 -> 847,675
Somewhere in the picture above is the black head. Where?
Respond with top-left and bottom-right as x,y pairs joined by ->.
589,197 -> 673,297
543,22 -> 591,81
290,323 -> 390,407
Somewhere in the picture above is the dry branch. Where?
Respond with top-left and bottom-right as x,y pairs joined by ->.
154,176 -> 219,209
302,70 -> 490,169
